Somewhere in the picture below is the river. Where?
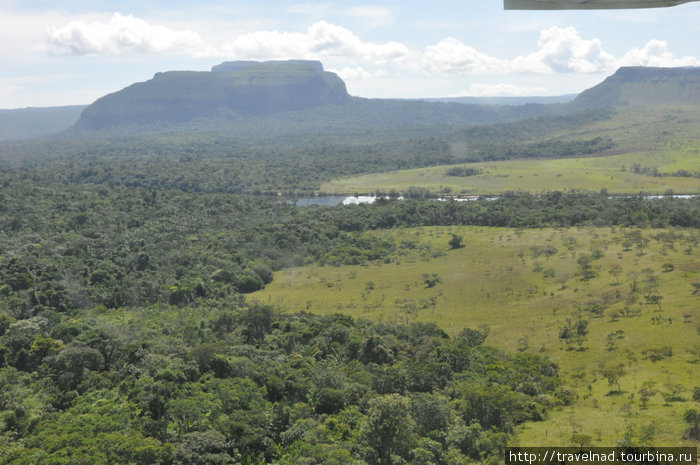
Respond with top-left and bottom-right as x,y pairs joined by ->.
291,193 -> 698,207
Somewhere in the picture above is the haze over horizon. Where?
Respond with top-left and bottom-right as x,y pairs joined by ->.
2,0 -> 699,109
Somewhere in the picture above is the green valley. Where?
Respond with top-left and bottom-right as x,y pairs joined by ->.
321,106 -> 700,196
1,63 -> 699,464
250,225 -> 700,445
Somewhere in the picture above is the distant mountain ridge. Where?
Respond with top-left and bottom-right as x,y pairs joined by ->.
71,64 -> 699,133
0,105 -> 86,141
573,66 -> 700,109
74,60 -> 349,130
211,60 -> 325,74
69,59 -> 568,136
418,95 -> 577,106
3,65 -> 699,140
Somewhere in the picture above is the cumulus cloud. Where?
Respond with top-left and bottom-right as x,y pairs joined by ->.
46,13 -> 210,55
518,26 -> 617,73
220,20 -> 411,64
455,83 -> 548,97
422,38 -> 509,74
420,26 -> 618,75
43,14 -> 698,78
332,66 -> 373,80
620,39 -> 700,67
330,66 -> 388,81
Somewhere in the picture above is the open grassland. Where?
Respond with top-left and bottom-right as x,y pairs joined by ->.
321,106 -> 700,196
251,226 -> 700,446
320,148 -> 700,195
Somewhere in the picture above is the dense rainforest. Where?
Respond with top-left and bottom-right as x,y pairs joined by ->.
1,164 -> 699,463
1,64 -> 699,464
0,109 -> 612,196
2,179 -> 699,313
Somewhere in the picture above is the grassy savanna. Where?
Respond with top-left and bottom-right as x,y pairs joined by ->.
320,148 -> 700,196
251,225 -> 700,446
321,106 -> 700,196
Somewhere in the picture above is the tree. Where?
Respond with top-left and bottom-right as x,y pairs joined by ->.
576,254 -> 598,281
558,318 -> 588,350
642,268 -> 660,299
638,381 -> 657,409
3,316 -> 49,370
233,269 -> 265,293
20,393 -> 172,465
241,304 -> 275,346
362,394 -> 416,465
605,330 -> 625,351
311,387 -> 345,414
409,393 -> 451,436
422,273 -> 442,288
50,344 -> 104,392
609,264 -> 623,285
571,433 -> 593,448
449,234 -> 464,250
447,420 -> 483,460
663,383 -> 686,402
692,282 -> 700,295
173,430 -> 239,465
600,363 -> 625,393
457,327 -> 488,347
683,409 -> 700,439
645,293 -> 663,311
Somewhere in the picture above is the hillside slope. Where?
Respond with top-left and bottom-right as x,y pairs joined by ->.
573,66 -> 700,109
70,59 -> 569,135
70,65 -> 700,137
0,105 -> 86,140
74,60 -> 349,130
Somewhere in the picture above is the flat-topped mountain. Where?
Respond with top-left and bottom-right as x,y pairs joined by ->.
23,64 -> 700,137
211,59 -> 325,74
74,60 -> 349,130
572,66 -> 700,109
70,59 -> 564,136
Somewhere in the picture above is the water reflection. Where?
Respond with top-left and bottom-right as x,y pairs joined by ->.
292,193 -> 697,207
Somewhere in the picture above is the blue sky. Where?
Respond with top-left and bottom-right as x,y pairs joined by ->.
1,0 -> 699,108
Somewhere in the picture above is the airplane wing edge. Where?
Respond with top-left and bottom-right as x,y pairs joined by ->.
504,0 -> 695,9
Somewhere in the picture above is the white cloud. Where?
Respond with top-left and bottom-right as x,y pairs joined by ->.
331,66 -> 373,80
420,26 -> 619,75
455,83 -> 549,97
46,12 -> 211,56
422,38 -> 509,74
619,39 -> 700,67
521,26 -> 617,73
330,66 -> 388,81
42,15 -> 698,77
221,20 -> 411,64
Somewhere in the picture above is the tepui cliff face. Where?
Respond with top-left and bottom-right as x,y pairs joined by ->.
572,66 -> 700,109
74,60 -> 349,130
72,63 -> 700,131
